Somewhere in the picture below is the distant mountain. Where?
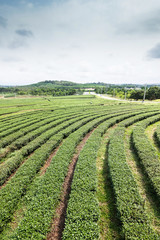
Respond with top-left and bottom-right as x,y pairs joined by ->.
21,81 -> 160,89
21,80 -> 106,89
1,80 -> 160,90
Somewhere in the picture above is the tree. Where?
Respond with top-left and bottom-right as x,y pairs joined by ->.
130,90 -> 144,100
146,86 -> 160,100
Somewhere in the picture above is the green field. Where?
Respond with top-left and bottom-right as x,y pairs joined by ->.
0,95 -> 160,239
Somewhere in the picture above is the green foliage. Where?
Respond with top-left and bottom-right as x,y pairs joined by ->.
132,114 -> 160,201
108,127 -> 158,239
0,114 -> 85,186
0,114 -> 47,140
119,110 -> 160,127
130,89 -> 144,100
0,112 -> 57,149
155,125 -> 160,146
95,85 -> 160,100
63,110 -> 160,239
146,86 -> 160,100
0,85 -> 76,97
4,109 -> 142,239
1,111 -> 127,234
130,86 -> 160,100
7,114 -> 116,239
0,114 -> 103,233
63,120 -> 112,239
1,96 -> 160,239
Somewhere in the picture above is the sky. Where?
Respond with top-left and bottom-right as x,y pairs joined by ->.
0,0 -> 160,85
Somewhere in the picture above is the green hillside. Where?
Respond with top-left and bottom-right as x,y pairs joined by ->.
22,80 -> 105,89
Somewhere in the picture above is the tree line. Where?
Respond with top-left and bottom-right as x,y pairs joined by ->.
1,85 -> 160,100
95,86 -> 160,100
0,87 -> 76,96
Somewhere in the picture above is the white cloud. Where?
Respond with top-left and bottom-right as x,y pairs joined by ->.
147,43 -> 160,59
0,0 -> 160,85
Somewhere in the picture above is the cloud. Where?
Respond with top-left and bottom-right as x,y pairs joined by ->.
27,3 -> 34,8
129,14 -> 160,34
15,29 -> 33,37
148,43 -> 160,58
2,57 -> 23,62
0,16 -> 7,28
1,0 -> 160,85
8,39 -> 27,49
115,7 -> 160,35
143,13 -> 160,32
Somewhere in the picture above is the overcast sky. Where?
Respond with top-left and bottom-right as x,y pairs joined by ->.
0,0 -> 160,85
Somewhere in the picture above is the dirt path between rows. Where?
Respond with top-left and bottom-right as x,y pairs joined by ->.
46,129 -> 94,240
40,143 -> 63,176
0,152 -> 34,190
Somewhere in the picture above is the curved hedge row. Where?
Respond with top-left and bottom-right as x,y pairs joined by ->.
132,114 -> 160,202
0,114 -> 106,233
8,111 -> 152,240
1,99 -> 160,239
5,114 -> 117,239
154,125 -> 160,147
0,112 -> 68,149
0,114 -> 85,185
62,110 -> 160,239
108,127 -> 158,239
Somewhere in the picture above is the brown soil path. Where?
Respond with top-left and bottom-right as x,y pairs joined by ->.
40,143 -> 63,176
0,143 -> 64,238
0,152 -> 34,190
46,130 -> 94,240
0,141 -> 64,190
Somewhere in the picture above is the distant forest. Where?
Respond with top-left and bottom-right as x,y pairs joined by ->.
1,80 -> 160,100
95,86 -> 160,100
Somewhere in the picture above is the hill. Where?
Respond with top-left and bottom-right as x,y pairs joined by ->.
21,80 -> 106,89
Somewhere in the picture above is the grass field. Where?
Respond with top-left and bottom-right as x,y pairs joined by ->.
0,95 -> 160,239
